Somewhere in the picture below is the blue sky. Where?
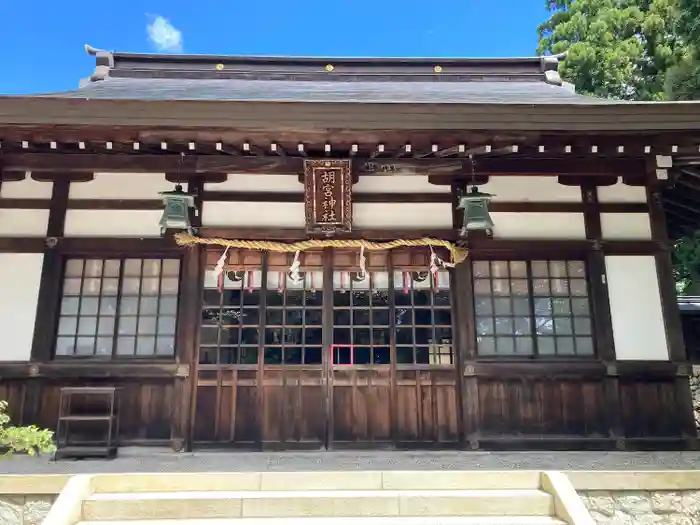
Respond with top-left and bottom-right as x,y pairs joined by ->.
0,0 -> 549,95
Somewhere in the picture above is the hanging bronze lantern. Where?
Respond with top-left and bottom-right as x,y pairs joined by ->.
457,186 -> 495,235
159,184 -> 196,236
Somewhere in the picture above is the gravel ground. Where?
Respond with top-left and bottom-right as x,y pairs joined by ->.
1,450 -> 700,474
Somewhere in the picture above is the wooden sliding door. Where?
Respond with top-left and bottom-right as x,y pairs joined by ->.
192,247 -> 460,450
259,259 -> 326,449
329,268 -> 392,447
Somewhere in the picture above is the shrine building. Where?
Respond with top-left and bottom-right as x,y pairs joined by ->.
0,45 -> 698,454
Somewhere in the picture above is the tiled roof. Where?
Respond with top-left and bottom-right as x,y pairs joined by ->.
31,45 -> 610,105
40,76 -> 610,104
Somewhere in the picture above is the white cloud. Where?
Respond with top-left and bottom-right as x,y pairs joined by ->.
146,15 -> 183,53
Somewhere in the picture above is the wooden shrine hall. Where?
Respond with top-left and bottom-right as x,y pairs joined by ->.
0,45 -> 699,453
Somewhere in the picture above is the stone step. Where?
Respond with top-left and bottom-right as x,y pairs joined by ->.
89,471 -> 542,493
82,489 -> 554,521
78,517 -> 568,525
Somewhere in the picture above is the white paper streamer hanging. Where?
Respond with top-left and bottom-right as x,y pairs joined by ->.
358,246 -> 367,280
213,246 -> 230,279
288,250 -> 303,283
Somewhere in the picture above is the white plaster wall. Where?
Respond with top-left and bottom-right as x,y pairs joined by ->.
481,176 -> 582,202
601,213 -> 652,240
208,174 -> 303,192
64,210 -> 162,236
202,202 -> 306,228
68,173 -> 171,199
598,179 -> 648,203
605,255 -> 669,361
0,177 -> 53,199
491,212 -> 586,239
0,209 -> 49,236
354,176 -> 449,194
353,203 -> 453,228
0,253 -> 44,361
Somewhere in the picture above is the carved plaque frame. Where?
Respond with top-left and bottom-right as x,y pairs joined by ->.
303,159 -> 352,234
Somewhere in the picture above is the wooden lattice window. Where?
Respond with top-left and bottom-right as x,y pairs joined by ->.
394,270 -> 453,365
200,270 -> 262,365
55,258 -> 180,358
473,260 -> 594,357
264,270 -> 324,365
332,271 -> 391,365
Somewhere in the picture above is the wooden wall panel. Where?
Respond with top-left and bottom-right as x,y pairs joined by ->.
193,369 -> 259,446
476,379 -> 607,438
619,379 -> 684,438
331,367 -> 392,446
0,381 -> 26,425
394,369 -> 459,446
261,368 -> 325,448
30,379 -> 175,445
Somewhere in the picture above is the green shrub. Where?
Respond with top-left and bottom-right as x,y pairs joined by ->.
0,400 -> 56,456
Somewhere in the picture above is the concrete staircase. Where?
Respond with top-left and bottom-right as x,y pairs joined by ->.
44,471 -> 592,525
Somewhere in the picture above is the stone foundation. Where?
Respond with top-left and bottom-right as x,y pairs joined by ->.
0,495 -> 55,525
581,490 -> 700,524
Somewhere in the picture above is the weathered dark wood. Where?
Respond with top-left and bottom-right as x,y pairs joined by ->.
647,184 -> 686,362
199,227 -> 459,242
55,236 -> 182,255
489,202 -> 647,213
68,199 -> 163,210
0,362 -> 182,379
453,255 -> 477,444
0,170 -> 27,182
201,191 -> 455,204
0,193 -> 649,212
0,238 -> 45,252
30,178 -> 69,361
3,95 -> 700,132
581,184 -> 615,361
172,178 -> 203,451
674,373 -> 699,439
392,368 -> 459,447
0,236 -> 182,255
2,153 -> 648,178
468,360 -> 606,380
32,379 -> 175,445
166,172 -> 228,184
0,198 -> 49,209
304,159 -> 352,234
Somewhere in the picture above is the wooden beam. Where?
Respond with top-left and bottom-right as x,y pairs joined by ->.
30,178 -> 69,362
199,227 -> 459,242
581,184 -> 616,363
1,153 -> 647,178
648,185 -> 687,362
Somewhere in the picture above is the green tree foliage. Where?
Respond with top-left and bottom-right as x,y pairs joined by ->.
673,233 -> 700,295
537,0 -> 697,101
665,0 -> 700,100
0,401 -> 55,456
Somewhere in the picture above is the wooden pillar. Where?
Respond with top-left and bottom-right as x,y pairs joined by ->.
172,176 -> 204,451
646,182 -> 697,441
581,183 -> 622,441
454,259 -> 479,448
647,184 -> 686,361
26,176 -> 70,425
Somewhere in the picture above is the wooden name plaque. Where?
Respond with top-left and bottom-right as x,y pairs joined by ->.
303,159 -> 353,234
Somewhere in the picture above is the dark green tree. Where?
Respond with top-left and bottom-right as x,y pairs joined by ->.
665,0 -> 700,100
537,0 -> 694,101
